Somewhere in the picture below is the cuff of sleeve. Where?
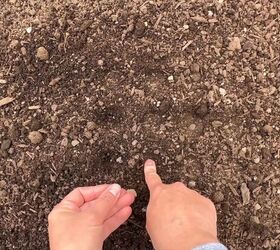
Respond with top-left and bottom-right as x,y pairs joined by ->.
193,243 -> 228,250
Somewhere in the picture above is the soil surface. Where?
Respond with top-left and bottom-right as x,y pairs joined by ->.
1,0 -> 280,249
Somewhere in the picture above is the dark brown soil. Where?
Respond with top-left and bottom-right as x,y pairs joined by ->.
1,1 -> 280,249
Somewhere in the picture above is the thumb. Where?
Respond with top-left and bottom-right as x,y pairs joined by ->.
90,184 -> 122,223
144,159 -> 162,193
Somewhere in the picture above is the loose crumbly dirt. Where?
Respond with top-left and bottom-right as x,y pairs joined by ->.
0,0 -> 280,249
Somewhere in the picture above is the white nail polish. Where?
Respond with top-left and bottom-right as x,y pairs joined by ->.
109,184 -> 121,197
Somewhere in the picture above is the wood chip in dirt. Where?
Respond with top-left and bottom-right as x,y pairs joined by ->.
240,183 -> 250,205
0,97 -> 15,107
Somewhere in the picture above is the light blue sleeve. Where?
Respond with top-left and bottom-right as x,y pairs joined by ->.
193,243 -> 228,250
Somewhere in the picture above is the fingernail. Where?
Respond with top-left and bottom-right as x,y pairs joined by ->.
145,159 -> 156,172
127,189 -> 137,197
109,184 -> 121,197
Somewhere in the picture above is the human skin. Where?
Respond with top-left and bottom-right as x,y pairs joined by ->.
48,159 -> 218,250
48,184 -> 135,250
144,159 -> 219,250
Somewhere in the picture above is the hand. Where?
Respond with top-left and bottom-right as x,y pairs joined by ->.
48,184 -> 135,250
144,159 -> 218,250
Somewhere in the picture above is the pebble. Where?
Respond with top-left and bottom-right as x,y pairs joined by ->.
228,37 -> 241,51
87,121 -> 97,130
188,180 -> 196,188
191,63 -> 200,73
97,60 -> 104,66
154,149 -> 160,155
212,121 -> 223,128
71,140 -> 80,147
212,191 -> 225,203
263,125 -> 273,134
116,157 -> 123,163
253,157 -> 260,164
189,124 -> 196,131
219,88 -> 227,96
0,180 -> 6,189
0,79 -> 7,84
21,47 -> 27,56
254,203 -> 261,210
28,131 -> 43,144
1,139 -> 12,151
132,140 -> 138,146
168,75 -> 174,82
10,40 -> 19,48
36,47 -> 49,60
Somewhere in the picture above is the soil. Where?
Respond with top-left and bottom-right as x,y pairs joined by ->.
0,0 -> 280,249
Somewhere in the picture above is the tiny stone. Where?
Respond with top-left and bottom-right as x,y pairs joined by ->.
28,131 -> 43,144
128,158 -> 136,167
116,157 -> 123,163
36,47 -> 49,60
154,149 -> 160,155
263,125 -> 273,134
123,134 -> 128,140
188,180 -> 196,188
97,60 -> 104,66
212,191 -> 225,203
253,157 -> 260,164
228,37 -> 241,51
191,73 -> 201,82
212,121 -> 223,128
168,75 -> 174,82
1,139 -> 12,151
26,27 -> 32,33
191,63 -> 200,73
0,79 -> 7,84
251,216 -> 260,224
0,180 -> 7,189
21,47 -> 27,56
87,121 -> 97,130
189,124 -> 196,130
132,140 -> 138,146
71,140 -> 80,147
219,88 -> 227,96
254,203 -> 261,210
10,40 -> 19,48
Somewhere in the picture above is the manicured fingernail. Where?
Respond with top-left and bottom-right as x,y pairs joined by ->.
127,189 -> 137,197
109,184 -> 121,197
145,159 -> 156,172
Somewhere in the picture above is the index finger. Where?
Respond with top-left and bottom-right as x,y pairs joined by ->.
144,159 -> 162,193
60,184 -> 109,208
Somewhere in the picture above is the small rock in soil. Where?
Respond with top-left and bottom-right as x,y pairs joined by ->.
228,37 -> 241,51
87,121 -> 97,130
28,131 -> 43,144
188,180 -> 196,188
240,183 -> 250,205
1,139 -> 12,151
191,73 -> 201,82
191,63 -> 200,73
212,191 -> 225,203
195,103 -> 209,118
0,180 -> 7,189
262,124 -> 273,134
36,46 -> 49,60
71,140 -> 80,147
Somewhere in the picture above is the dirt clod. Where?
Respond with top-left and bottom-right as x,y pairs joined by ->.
28,131 -> 43,144
228,37 -> 241,51
36,46 -> 49,60
195,103 -> 209,118
213,191 -> 225,203
263,125 -> 273,134
1,139 -> 12,151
